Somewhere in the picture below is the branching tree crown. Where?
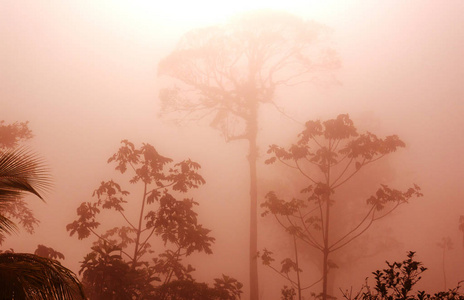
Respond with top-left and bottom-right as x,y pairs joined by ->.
261,114 -> 422,300
158,10 -> 340,139
67,140 -> 241,299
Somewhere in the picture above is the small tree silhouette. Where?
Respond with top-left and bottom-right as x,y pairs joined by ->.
261,114 -> 422,300
67,140 -> 241,299
437,237 -> 453,290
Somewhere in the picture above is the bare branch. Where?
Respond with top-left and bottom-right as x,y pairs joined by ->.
118,210 -> 137,231
329,212 -> 376,253
329,205 -> 375,251
295,160 -> 318,184
302,276 -> 323,290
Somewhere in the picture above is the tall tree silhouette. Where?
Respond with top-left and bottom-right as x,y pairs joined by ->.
158,10 -> 340,299
261,114 -> 422,299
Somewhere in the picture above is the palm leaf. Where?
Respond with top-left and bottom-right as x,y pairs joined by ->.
0,213 -> 17,237
0,253 -> 85,299
0,149 -> 85,298
0,148 -> 51,236
0,147 -> 51,200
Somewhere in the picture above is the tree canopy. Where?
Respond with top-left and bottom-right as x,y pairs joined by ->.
67,140 -> 242,299
261,114 -> 422,299
158,10 -> 340,139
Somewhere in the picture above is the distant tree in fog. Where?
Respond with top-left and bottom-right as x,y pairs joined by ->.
459,216 -> 464,249
0,120 -> 33,149
437,237 -> 453,290
67,140 -> 242,299
158,10 -> 340,300
0,147 -> 85,299
260,114 -> 422,300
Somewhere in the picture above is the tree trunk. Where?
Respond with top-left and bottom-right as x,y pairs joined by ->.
293,235 -> 302,300
248,106 -> 259,300
322,159 -> 333,300
322,194 -> 331,300
322,248 -> 329,300
442,248 -> 447,290
132,182 -> 148,269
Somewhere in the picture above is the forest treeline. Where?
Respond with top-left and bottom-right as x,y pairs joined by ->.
1,117 -> 462,299
1,9 -> 463,300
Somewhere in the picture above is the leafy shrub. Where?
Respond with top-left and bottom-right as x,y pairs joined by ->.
341,251 -> 464,300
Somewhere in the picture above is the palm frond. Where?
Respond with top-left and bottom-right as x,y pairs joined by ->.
0,253 -> 85,299
0,149 -> 79,298
0,213 -> 17,236
0,147 -> 52,201
0,148 -> 51,237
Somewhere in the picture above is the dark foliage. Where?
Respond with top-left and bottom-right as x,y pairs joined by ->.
0,121 -> 44,245
0,252 -> 85,300
341,251 -> 464,300
68,140 -> 241,299
79,241 -> 157,299
0,144 -> 85,299
156,275 -> 243,300
34,244 -> 65,260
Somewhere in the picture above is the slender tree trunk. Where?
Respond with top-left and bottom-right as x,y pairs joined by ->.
442,248 -> 447,290
293,235 -> 302,300
132,182 -> 147,268
327,265 -> 337,297
248,104 -> 259,300
322,196 -> 330,300
322,245 -> 329,300
322,168 -> 331,300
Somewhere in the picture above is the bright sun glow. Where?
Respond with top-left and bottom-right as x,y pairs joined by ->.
91,0 -> 336,38
127,0 -> 312,23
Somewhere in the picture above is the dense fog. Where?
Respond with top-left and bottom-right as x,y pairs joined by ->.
1,1 -> 463,299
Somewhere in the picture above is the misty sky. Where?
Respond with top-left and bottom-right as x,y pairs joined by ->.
1,1 -> 463,298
